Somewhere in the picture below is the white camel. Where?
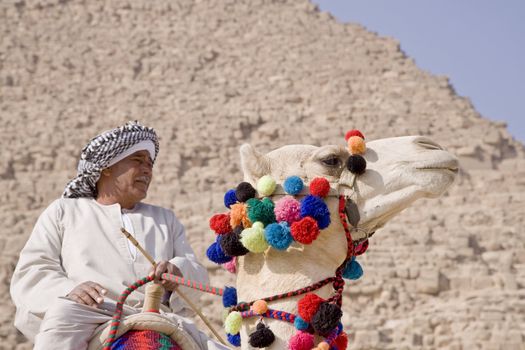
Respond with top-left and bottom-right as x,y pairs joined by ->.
89,135 -> 458,350
235,135 -> 458,349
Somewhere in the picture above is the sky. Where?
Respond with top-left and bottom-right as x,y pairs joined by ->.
312,0 -> 525,143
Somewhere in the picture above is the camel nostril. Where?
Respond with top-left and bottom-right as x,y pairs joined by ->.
415,137 -> 443,151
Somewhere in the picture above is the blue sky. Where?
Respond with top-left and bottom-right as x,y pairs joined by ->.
313,0 -> 525,143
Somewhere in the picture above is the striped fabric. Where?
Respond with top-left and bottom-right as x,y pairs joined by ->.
110,330 -> 181,350
63,121 -> 159,198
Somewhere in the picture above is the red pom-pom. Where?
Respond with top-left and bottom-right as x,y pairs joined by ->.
209,214 -> 232,234
297,294 -> 324,322
290,217 -> 320,244
309,177 -> 330,198
334,331 -> 348,350
344,129 -> 364,141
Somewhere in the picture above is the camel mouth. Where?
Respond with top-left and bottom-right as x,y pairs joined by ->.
415,159 -> 459,174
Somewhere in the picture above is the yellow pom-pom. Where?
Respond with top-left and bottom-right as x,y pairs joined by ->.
224,311 -> 242,334
240,222 -> 268,253
315,342 -> 330,350
250,299 -> 268,315
347,136 -> 366,155
257,175 -> 277,197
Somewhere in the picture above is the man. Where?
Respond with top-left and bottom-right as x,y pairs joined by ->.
10,121 -> 228,349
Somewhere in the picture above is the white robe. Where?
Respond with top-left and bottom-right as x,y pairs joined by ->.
10,198 -> 222,348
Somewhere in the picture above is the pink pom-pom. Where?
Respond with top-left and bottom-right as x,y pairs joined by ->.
223,257 -> 237,274
274,196 -> 301,224
288,331 -> 314,350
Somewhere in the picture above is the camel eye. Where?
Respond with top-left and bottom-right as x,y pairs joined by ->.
321,156 -> 341,167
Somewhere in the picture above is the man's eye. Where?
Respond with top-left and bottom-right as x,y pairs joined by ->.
321,157 -> 341,167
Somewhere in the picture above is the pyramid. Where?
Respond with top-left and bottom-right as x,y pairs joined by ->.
1,0 -> 523,348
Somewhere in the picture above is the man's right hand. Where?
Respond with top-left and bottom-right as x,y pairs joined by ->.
67,281 -> 107,307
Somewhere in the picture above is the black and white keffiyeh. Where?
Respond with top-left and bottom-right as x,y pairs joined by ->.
63,121 -> 159,198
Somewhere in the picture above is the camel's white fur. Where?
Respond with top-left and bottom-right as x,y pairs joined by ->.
237,136 -> 458,349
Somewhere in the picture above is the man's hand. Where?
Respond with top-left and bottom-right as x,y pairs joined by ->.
150,260 -> 183,291
67,281 -> 107,307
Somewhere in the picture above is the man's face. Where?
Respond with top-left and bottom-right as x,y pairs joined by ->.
103,150 -> 153,205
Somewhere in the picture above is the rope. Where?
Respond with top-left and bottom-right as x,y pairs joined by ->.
231,276 -> 336,312
240,308 -> 296,323
161,273 -> 224,296
103,275 -> 154,350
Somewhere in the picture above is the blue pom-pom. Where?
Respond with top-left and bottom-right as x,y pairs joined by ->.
206,237 -> 233,264
337,322 -> 343,335
222,286 -> 238,307
227,333 -> 241,347
294,316 -> 309,330
300,195 -> 331,229
342,257 -> 363,280
283,176 -> 304,195
224,189 -> 238,208
264,222 -> 293,250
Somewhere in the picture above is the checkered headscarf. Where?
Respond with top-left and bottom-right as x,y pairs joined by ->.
63,121 -> 159,198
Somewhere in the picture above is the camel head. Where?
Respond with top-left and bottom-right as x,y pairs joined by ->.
240,135 -> 459,241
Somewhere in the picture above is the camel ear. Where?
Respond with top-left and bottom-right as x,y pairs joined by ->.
240,144 -> 270,184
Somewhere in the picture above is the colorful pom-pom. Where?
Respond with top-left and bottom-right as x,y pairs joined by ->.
249,323 -> 275,348
344,129 -> 364,141
294,316 -> 309,331
297,293 -> 324,322
309,177 -> 331,198
227,333 -> 241,347
236,182 -> 256,202
347,136 -> 366,155
224,189 -> 237,209
274,196 -> 301,224
222,286 -> 238,307
220,230 -> 249,256
283,176 -> 304,195
206,237 -> 233,264
230,203 -> 251,229
290,217 -> 320,245
240,222 -> 269,253
346,154 -> 367,175
265,222 -> 293,250
288,331 -> 314,350
342,257 -> 363,280
311,302 -> 343,336
223,257 -> 237,273
300,195 -> 331,229
209,213 -> 232,234
224,311 -> 242,334
334,331 -> 348,350
257,175 -> 277,197
247,198 -> 276,226
313,341 -> 330,350
250,300 -> 268,315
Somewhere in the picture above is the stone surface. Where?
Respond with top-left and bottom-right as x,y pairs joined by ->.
1,0 -> 524,349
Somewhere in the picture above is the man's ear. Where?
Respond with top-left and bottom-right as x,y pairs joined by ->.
240,144 -> 270,185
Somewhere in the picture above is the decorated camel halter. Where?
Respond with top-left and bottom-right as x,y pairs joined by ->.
104,129 -> 370,350
204,129 -> 370,349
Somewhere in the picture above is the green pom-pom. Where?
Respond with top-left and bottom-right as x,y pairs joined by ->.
247,198 -> 276,226
257,175 -> 277,197
240,222 -> 269,253
225,311 -> 243,335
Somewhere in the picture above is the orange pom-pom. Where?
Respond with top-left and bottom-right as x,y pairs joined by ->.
314,342 -> 330,350
230,203 -> 252,229
344,129 -> 364,141
250,300 -> 268,315
347,136 -> 366,155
